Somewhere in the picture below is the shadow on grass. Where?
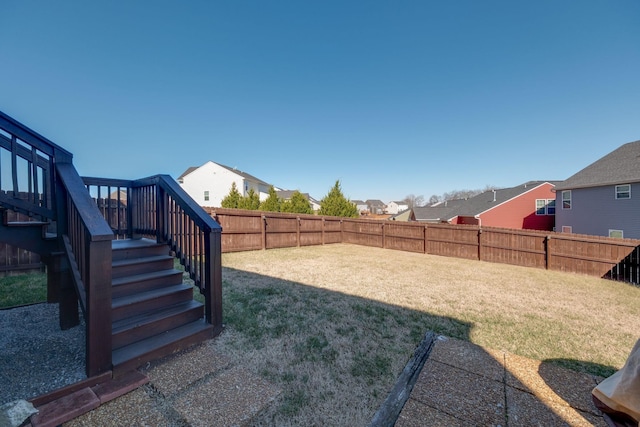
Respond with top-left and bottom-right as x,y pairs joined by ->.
219,266 -> 604,426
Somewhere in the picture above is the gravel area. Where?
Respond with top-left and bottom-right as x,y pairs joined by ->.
0,303 -> 86,404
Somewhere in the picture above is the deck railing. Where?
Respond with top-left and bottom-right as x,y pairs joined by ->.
82,175 -> 223,328
0,110 -> 223,376
0,111 -> 114,376
0,111 -> 65,220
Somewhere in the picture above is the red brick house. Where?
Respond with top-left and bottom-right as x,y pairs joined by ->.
412,181 -> 558,231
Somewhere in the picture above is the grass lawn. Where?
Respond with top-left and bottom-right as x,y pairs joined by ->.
0,271 -> 47,308
3,243 -> 639,425
213,244 -> 640,426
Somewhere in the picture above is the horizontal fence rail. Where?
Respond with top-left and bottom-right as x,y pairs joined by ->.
208,208 -> 640,286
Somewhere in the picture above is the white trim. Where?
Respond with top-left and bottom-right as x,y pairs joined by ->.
615,184 -> 631,200
609,229 -> 624,238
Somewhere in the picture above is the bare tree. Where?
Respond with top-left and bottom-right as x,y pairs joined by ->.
402,194 -> 425,209
428,194 -> 441,205
440,185 -> 498,202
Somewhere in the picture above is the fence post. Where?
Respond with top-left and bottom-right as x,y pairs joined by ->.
382,222 -> 386,249
478,228 -> 483,261
545,235 -> 552,270
322,217 -> 325,245
262,215 -> 267,250
297,216 -> 301,247
423,224 -> 428,254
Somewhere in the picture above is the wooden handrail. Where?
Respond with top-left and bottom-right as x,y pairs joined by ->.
57,162 -> 114,376
0,111 -> 72,161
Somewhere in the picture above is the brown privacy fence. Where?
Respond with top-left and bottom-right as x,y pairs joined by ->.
4,205 -> 640,285
0,203 -> 45,276
208,208 -> 640,285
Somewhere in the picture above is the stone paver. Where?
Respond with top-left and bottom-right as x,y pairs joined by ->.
397,337 -> 608,427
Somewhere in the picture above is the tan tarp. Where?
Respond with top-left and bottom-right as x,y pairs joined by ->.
593,339 -> 640,424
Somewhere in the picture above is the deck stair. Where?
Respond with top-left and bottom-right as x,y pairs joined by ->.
110,238 -> 214,374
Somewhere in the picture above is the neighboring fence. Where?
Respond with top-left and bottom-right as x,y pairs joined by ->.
208,208 -> 640,285
0,206 -> 45,276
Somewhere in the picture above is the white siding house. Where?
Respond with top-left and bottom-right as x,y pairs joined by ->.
385,201 -> 409,215
177,161 -> 272,207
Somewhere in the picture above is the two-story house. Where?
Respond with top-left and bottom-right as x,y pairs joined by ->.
177,161 -> 272,207
366,199 -> 386,215
385,201 -> 410,215
554,140 -> 640,238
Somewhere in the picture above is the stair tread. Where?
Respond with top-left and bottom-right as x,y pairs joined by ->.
5,220 -> 49,226
112,268 -> 183,286
112,254 -> 173,267
112,320 -> 213,367
112,300 -> 203,332
112,284 -> 192,309
112,238 -> 160,250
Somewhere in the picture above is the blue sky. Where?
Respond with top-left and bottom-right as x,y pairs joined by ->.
1,1 -> 639,203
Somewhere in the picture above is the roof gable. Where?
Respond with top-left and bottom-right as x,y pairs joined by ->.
555,140 -> 640,190
177,161 -> 271,187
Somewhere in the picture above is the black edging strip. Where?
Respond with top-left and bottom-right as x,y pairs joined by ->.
368,331 -> 437,427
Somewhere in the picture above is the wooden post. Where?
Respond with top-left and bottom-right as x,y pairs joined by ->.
545,235 -> 552,271
204,229 -> 223,334
423,225 -> 428,254
321,218 -> 325,245
262,215 -> 267,250
297,216 -> 301,247
45,252 -> 79,330
156,184 -> 167,244
478,228 -> 483,261
381,222 -> 386,249
85,238 -> 112,377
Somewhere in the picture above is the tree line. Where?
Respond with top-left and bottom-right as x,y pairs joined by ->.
220,180 -> 359,218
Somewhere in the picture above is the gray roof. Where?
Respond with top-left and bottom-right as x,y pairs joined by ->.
178,161 -> 271,186
413,181 -> 559,221
177,166 -> 198,182
554,140 -> 640,191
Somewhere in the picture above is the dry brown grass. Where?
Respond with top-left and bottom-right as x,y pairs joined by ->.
208,243 -> 640,426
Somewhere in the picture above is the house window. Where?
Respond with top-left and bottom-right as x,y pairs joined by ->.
204,191 -> 210,201
562,190 -> 571,209
561,226 -> 572,233
609,229 -> 624,238
615,184 -> 631,199
546,199 -> 556,215
535,199 -> 556,215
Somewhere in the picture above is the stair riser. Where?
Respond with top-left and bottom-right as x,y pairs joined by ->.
112,287 -> 194,322
112,272 -> 184,299
112,258 -> 175,279
112,304 -> 204,350
112,325 -> 215,375
112,244 -> 170,261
